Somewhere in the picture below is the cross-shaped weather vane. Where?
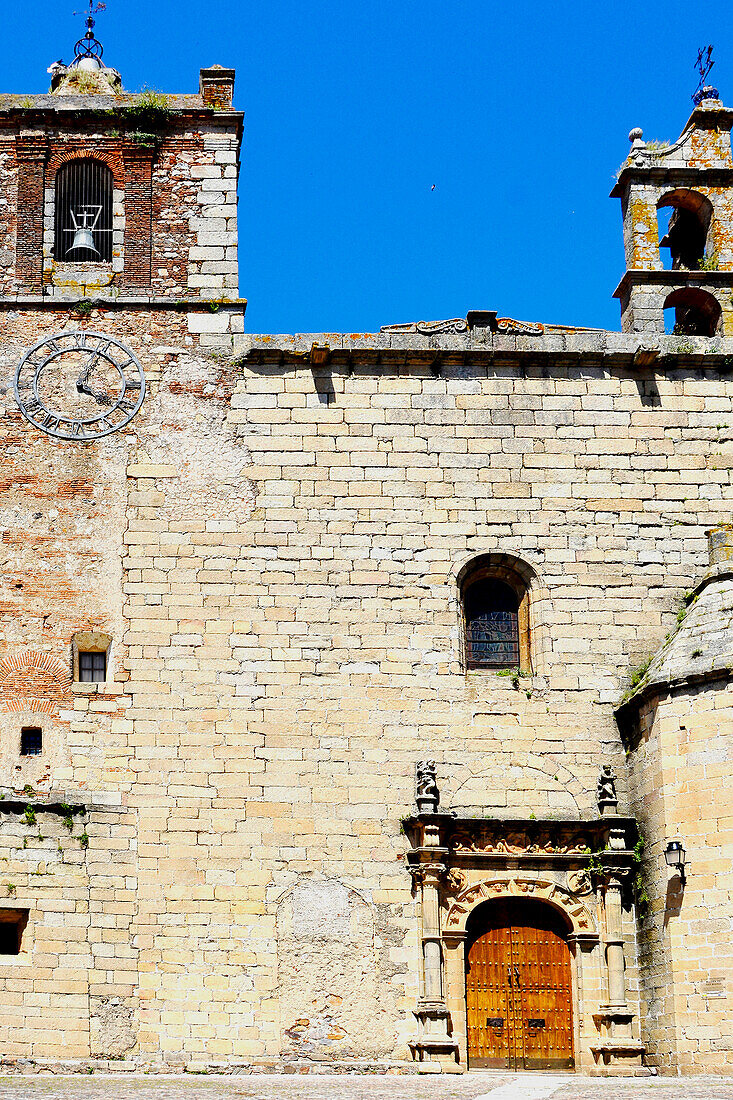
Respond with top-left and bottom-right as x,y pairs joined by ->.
695,45 -> 715,93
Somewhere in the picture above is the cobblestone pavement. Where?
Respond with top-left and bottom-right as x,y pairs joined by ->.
0,1074 -> 733,1100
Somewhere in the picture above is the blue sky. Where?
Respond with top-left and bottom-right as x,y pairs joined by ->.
5,1 -> 733,333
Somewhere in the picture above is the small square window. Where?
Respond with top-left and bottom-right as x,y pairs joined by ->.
0,910 -> 28,955
79,651 -> 106,683
20,728 -> 42,756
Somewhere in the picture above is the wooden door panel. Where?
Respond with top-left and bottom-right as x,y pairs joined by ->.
466,925 -> 513,1068
465,900 -> 574,1072
511,921 -> 574,1070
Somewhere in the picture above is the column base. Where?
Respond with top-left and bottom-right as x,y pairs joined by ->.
591,1005 -> 645,1071
409,1004 -> 462,1072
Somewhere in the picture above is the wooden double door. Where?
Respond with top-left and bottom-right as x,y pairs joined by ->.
466,898 -> 574,1071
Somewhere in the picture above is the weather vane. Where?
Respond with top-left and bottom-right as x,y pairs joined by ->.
694,45 -> 715,98
72,0 -> 106,63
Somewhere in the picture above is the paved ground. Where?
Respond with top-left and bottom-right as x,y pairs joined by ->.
0,1074 -> 732,1100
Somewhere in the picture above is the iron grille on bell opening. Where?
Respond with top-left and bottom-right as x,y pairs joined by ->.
54,159 -> 113,262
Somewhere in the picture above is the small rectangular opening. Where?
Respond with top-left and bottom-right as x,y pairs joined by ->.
20,727 -> 42,756
0,910 -> 29,955
79,651 -> 106,683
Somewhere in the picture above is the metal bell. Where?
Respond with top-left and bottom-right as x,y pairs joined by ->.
68,226 -> 99,255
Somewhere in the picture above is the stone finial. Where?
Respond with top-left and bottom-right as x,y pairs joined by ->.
415,760 -> 439,814
707,523 -> 733,566
597,765 -> 618,816
200,66 -> 235,110
628,127 -> 644,143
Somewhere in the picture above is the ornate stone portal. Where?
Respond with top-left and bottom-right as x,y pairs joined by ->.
404,764 -> 645,1074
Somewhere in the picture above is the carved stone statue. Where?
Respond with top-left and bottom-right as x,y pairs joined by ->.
597,765 -> 619,816
415,760 -> 440,813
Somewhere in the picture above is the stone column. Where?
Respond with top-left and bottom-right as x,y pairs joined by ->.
420,865 -> 444,1002
604,875 -> 627,1008
407,809 -> 460,1070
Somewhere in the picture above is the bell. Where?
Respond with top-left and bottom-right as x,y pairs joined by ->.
68,226 -> 99,255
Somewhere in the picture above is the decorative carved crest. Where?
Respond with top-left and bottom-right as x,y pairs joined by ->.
495,317 -> 544,336
380,318 -> 469,336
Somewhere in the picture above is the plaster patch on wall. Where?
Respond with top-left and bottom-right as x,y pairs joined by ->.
275,878 -> 394,1059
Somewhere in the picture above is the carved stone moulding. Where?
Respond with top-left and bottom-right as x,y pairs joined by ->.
443,815 -> 637,858
443,876 -> 599,945
379,313 -> 546,337
380,318 -> 469,336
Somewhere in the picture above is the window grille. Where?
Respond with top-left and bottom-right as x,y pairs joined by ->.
20,727 -> 43,756
79,651 -> 106,683
54,159 -> 113,262
465,578 -> 520,668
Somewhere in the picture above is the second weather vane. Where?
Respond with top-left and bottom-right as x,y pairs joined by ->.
72,0 -> 106,62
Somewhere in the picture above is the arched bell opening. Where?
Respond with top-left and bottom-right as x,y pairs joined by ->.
53,158 -> 113,262
663,287 -> 722,337
657,189 -> 714,271
464,898 -> 575,1071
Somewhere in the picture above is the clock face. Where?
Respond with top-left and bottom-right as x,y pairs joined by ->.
14,330 -> 145,441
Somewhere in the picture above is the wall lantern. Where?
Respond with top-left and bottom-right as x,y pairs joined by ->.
664,840 -> 687,886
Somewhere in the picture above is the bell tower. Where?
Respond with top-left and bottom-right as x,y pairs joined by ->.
612,81 -> 733,337
0,4 -> 243,338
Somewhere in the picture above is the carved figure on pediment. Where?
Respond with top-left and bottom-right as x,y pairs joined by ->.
568,834 -> 592,854
506,831 -> 528,853
450,831 -> 475,851
597,765 -> 619,815
495,317 -> 545,336
566,868 -> 593,896
445,869 -> 466,894
380,317 -> 469,336
415,760 -> 440,813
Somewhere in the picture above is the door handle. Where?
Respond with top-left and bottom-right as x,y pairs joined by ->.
514,966 -> 520,985
507,965 -> 512,985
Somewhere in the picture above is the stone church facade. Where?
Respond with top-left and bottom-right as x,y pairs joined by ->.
0,31 -> 730,1077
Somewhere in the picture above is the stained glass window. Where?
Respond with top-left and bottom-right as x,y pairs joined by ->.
465,578 -> 520,668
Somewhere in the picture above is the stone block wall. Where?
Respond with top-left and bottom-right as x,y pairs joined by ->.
626,681 -> 733,1073
0,802 -> 137,1060
0,323 -> 731,1067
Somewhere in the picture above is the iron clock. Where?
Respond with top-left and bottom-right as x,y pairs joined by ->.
14,330 -> 145,441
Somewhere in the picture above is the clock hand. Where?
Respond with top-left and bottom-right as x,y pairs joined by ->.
77,381 -> 113,406
76,346 -> 105,391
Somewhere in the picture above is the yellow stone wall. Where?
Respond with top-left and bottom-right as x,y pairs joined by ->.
0,315 -> 732,1068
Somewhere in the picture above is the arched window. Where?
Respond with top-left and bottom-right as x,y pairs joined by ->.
54,159 -> 113,262
460,556 -> 532,672
657,189 -> 713,271
663,287 -> 721,337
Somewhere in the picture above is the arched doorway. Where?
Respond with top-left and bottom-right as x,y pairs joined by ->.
465,898 -> 574,1071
